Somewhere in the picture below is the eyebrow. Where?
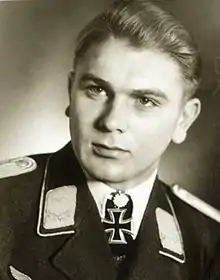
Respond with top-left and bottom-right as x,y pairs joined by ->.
79,73 -> 111,88
131,89 -> 169,101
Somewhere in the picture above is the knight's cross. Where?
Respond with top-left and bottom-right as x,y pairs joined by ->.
103,208 -> 133,244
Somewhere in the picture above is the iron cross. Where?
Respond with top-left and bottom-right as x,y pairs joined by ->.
103,208 -> 133,244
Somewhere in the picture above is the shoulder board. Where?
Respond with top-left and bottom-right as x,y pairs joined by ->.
0,157 -> 37,179
171,185 -> 220,224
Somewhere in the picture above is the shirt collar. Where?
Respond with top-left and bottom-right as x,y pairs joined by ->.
87,170 -> 157,238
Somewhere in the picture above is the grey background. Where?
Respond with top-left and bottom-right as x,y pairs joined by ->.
0,0 -> 220,207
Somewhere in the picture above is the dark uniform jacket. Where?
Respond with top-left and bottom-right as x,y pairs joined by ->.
0,143 -> 219,280
206,240 -> 220,280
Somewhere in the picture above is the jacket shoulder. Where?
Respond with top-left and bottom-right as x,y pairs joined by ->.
0,153 -> 50,180
0,153 -> 51,276
0,153 -> 51,229
166,184 -> 220,224
165,182 -> 220,243
0,156 -> 37,180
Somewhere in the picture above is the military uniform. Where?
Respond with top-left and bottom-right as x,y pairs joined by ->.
0,143 -> 219,280
205,239 -> 220,280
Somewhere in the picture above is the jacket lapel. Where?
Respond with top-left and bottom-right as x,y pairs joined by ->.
11,143 -> 116,280
52,178 -> 116,280
127,179 -> 187,280
38,143 -> 117,280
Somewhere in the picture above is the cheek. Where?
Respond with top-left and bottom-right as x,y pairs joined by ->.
132,113 -> 179,151
69,95 -> 104,146
70,91 -> 103,124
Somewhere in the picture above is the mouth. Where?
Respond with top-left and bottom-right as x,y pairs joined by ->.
92,143 -> 129,159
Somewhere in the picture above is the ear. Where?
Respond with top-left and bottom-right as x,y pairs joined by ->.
65,71 -> 75,117
65,106 -> 70,117
68,70 -> 75,100
172,98 -> 201,144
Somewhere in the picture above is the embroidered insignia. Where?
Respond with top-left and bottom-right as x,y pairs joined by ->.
9,266 -> 32,280
103,208 -> 133,244
43,185 -> 77,230
172,184 -> 220,223
156,207 -> 184,262
0,157 -> 37,179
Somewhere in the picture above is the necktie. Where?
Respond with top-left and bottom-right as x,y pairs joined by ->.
102,190 -> 134,265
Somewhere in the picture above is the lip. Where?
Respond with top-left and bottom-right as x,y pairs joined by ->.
92,143 -> 129,158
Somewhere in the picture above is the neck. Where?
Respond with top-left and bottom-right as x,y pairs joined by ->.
107,165 -> 158,191
86,161 -> 158,191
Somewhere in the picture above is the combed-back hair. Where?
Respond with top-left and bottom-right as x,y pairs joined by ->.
74,0 -> 201,97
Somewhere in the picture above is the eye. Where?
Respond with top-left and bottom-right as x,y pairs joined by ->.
137,96 -> 157,107
86,85 -> 105,96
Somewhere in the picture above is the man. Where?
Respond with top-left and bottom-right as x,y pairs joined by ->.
0,0 -> 219,279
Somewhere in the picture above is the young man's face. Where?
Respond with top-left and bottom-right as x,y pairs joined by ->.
69,37 -> 200,189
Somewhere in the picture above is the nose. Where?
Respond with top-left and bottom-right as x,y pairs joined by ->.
95,97 -> 128,133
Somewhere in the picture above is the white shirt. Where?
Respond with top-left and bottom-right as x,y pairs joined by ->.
87,170 -> 157,239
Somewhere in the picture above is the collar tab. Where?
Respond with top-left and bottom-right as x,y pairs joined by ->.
37,156 -> 77,237
156,207 -> 185,263
37,185 -> 77,237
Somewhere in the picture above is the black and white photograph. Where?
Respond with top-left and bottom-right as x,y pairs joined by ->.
0,0 -> 220,279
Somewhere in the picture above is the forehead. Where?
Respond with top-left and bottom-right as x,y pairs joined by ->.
75,37 -> 185,97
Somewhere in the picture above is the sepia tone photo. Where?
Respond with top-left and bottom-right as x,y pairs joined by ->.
0,0 -> 220,279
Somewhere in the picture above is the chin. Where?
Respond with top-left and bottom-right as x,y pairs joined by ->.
84,162 -> 129,184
